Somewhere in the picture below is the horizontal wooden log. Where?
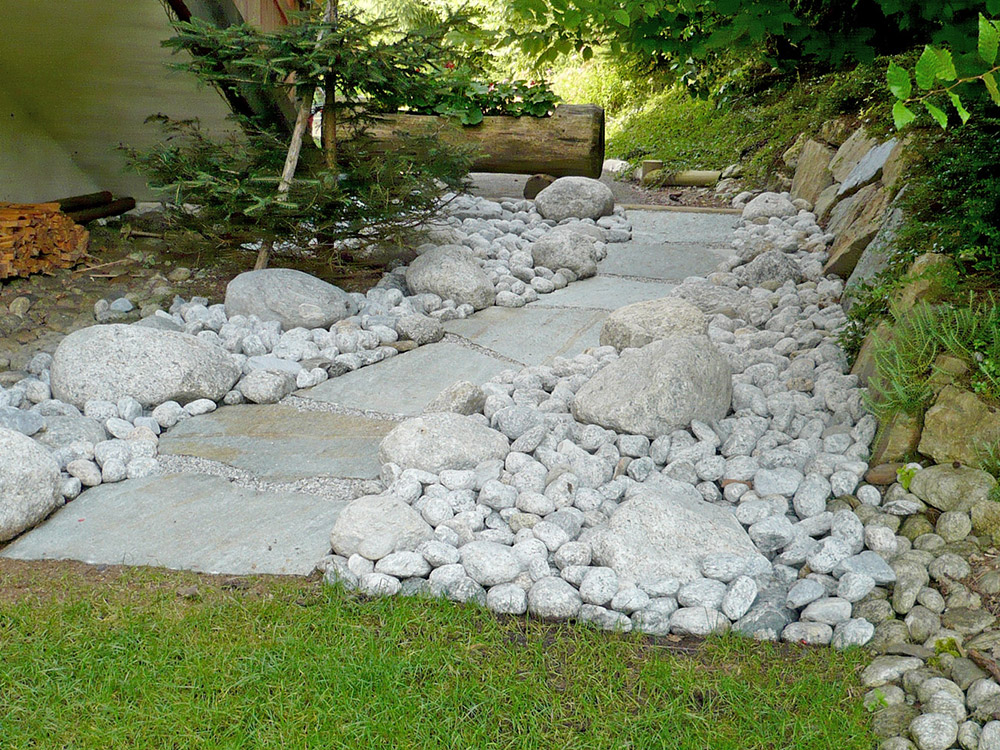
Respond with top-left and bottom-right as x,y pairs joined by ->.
67,197 -> 137,224
364,105 -> 605,179
52,191 -> 114,212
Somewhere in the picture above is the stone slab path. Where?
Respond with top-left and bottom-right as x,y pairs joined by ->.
1,209 -> 738,576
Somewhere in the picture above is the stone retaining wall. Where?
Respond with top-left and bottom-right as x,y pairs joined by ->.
783,120 -> 998,470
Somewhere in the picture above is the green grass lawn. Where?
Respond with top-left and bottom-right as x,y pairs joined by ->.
0,563 -> 876,749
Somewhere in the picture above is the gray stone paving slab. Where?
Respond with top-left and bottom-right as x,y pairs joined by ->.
444,306 -> 607,364
159,405 -> 394,480
529,276 -> 674,311
629,209 -> 738,247
1,473 -> 346,576
297,342 -> 512,416
599,241 -> 731,281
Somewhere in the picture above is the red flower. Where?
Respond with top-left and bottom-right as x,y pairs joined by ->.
444,61 -> 455,69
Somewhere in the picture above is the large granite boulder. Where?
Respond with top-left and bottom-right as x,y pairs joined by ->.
909,464 -> 996,513
530,230 -> 599,278
0,427 -> 62,541
918,385 -> 1000,466
51,325 -> 241,408
225,268 -> 356,330
534,176 -> 615,222
378,412 -> 510,473
572,335 -> 732,438
583,476 -> 770,585
405,245 -> 495,310
329,493 -> 433,561
599,297 -> 707,351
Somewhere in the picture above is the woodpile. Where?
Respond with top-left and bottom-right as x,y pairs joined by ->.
0,202 -> 90,280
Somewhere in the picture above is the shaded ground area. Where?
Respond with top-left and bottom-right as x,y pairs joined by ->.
0,222 -> 386,374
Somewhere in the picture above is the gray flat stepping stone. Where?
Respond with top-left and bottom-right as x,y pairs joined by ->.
298,342 -> 511,416
529,276 -> 674,311
599,241 -> 731,281
159,404 -> 394,480
628,209 -> 738,247
444,306 -> 607,365
1,473 -> 346,576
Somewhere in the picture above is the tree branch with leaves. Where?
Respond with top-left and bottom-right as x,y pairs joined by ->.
889,14 -> 1000,129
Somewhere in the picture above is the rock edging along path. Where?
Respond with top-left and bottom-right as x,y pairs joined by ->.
10,178 -> 1000,743
1,186 -> 736,574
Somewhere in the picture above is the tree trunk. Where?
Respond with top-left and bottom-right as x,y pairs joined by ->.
364,104 -> 605,179
321,0 -> 338,171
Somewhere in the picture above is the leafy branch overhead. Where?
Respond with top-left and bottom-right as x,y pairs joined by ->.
508,0 -> 1000,95
164,12 -> 558,128
888,14 -> 1000,129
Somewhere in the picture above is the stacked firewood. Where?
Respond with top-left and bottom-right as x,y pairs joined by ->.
0,202 -> 90,279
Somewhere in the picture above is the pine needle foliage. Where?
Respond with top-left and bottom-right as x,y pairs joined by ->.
124,8 -> 480,264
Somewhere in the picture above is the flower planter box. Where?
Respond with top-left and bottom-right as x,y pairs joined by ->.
365,104 -> 605,179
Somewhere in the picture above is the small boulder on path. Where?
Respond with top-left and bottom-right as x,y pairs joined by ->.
530,230 -> 599,279
583,475 -> 769,585
572,335 -> 732,438
599,297 -> 708,351
329,493 -> 433,561
405,246 -> 496,310
225,268 -> 356,330
378,412 -> 510,473
735,250 -> 803,287
741,192 -> 797,222
534,176 -> 615,222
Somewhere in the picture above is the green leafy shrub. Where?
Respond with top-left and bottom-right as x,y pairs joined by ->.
606,59 -> 894,175
405,63 -> 559,124
550,55 -> 657,116
887,15 -> 1000,129
895,116 -> 1000,277
508,0 -> 998,94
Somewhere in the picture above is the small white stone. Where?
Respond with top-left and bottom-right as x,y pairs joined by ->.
184,398 -> 217,416
721,575 -> 757,620
358,572 -> 401,596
